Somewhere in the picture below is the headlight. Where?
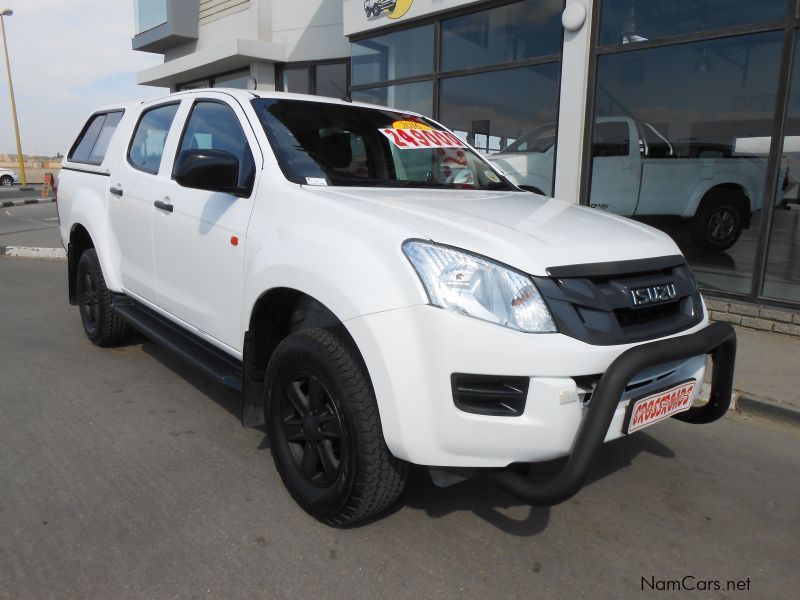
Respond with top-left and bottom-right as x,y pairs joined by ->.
402,240 -> 556,333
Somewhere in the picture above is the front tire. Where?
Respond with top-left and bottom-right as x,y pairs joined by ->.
266,328 -> 408,526
0,175 -> 13,187
76,248 -> 132,347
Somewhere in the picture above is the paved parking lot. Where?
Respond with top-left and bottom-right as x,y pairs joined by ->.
1,256 -> 799,599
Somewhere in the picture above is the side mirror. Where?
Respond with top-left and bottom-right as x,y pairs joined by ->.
173,149 -> 248,196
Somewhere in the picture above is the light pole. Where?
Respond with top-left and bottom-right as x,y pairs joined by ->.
1,8 -> 26,186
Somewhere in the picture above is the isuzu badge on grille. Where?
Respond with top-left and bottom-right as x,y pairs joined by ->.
631,283 -> 677,307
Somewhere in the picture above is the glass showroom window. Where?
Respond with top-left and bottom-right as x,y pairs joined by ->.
280,62 -> 349,100
349,1 -> 564,195
135,0 -> 167,34
439,64 -> 560,194
440,0 -> 562,71
588,31 -> 784,296
350,81 -> 434,117
351,25 -> 434,86
763,34 -> 800,304
599,0 -> 786,46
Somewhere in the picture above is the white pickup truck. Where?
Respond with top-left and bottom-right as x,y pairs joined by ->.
490,116 -> 777,252
58,90 -> 736,525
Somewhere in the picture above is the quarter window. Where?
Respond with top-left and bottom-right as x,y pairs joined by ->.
68,111 -> 124,165
128,103 -> 180,174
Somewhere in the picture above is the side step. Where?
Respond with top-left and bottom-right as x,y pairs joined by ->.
113,300 -> 242,392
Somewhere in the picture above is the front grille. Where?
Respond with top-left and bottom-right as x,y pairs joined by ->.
614,300 -> 683,328
533,258 -> 704,346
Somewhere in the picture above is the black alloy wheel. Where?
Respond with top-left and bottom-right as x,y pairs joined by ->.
79,265 -> 100,337
278,372 -> 347,487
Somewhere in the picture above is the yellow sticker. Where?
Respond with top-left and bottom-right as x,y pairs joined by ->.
392,120 -> 433,130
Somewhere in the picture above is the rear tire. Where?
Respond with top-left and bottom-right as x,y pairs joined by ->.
266,328 -> 408,526
689,192 -> 745,252
0,175 -> 13,187
76,249 -> 132,347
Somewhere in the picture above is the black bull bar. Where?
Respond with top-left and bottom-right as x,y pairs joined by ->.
490,322 -> 737,506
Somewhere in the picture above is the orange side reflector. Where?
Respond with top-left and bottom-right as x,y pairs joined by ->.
230,236 -> 239,246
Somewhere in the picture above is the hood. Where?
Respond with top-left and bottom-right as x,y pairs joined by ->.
306,187 -> 681,276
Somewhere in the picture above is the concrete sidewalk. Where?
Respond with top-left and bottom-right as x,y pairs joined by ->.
728,326 -> 800,424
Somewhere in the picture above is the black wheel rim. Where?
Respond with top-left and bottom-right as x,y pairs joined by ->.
79,269 -> 99,334
0,177 -> 11,187
279,372 -> 346,488
707,206 -> 737,244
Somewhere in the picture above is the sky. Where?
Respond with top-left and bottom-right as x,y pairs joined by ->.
0,0 -> 167,156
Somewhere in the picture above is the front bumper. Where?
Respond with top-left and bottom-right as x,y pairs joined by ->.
345,305 -> 730,471
491,320 -> 735,505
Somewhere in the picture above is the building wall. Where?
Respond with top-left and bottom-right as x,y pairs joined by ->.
272,0 -> 349,61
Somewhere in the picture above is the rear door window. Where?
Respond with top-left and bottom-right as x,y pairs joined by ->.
127,103 -> 180,174
68,111 -> 124,165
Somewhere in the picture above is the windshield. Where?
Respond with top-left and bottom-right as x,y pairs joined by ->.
251,98 -> 516,190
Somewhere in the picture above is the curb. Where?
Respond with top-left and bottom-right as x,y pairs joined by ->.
0,246 -> 66,260
735,395 -> 800,427
1,197 -> 55,208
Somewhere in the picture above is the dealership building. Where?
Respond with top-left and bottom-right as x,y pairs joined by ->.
132,0 -> 800,319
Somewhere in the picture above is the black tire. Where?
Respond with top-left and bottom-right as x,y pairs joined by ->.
0,175 -> 13,187
690,192 -> 745,252
372,5 -> 382,16
266,328 -> 408,525
76,248 -> 132,347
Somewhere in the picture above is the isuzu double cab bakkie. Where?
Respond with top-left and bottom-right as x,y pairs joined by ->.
58,90 -> 736,525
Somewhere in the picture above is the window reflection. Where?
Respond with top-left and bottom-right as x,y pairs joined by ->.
600,0 -> 786,46
440,0 -> 562,71
588,32 -> 783,295
446,64 -> 559,195
351,81 -> 434,116
315,63 -> 348,99
283,67 -> 310,94
214,69 -> 251,89
763,36 -> 800,303
351,25 -> 434,85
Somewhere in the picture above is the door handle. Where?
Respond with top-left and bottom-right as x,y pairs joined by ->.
154,200 -> 173,213
110,186 -> 123,197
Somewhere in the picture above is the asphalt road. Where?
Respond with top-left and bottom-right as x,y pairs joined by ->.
0,202 -> 61,248
1,257 -> 798,599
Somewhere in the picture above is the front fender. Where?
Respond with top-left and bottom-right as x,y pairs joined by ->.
240,188 -> 430,337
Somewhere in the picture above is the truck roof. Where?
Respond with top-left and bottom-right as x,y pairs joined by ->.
122,88 -> 426,119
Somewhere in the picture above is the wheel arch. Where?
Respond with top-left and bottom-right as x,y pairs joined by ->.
67,223 -> 96,305
241,287 -> 373,428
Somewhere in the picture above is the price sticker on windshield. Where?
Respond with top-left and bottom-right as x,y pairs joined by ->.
380,121 -> 466,150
